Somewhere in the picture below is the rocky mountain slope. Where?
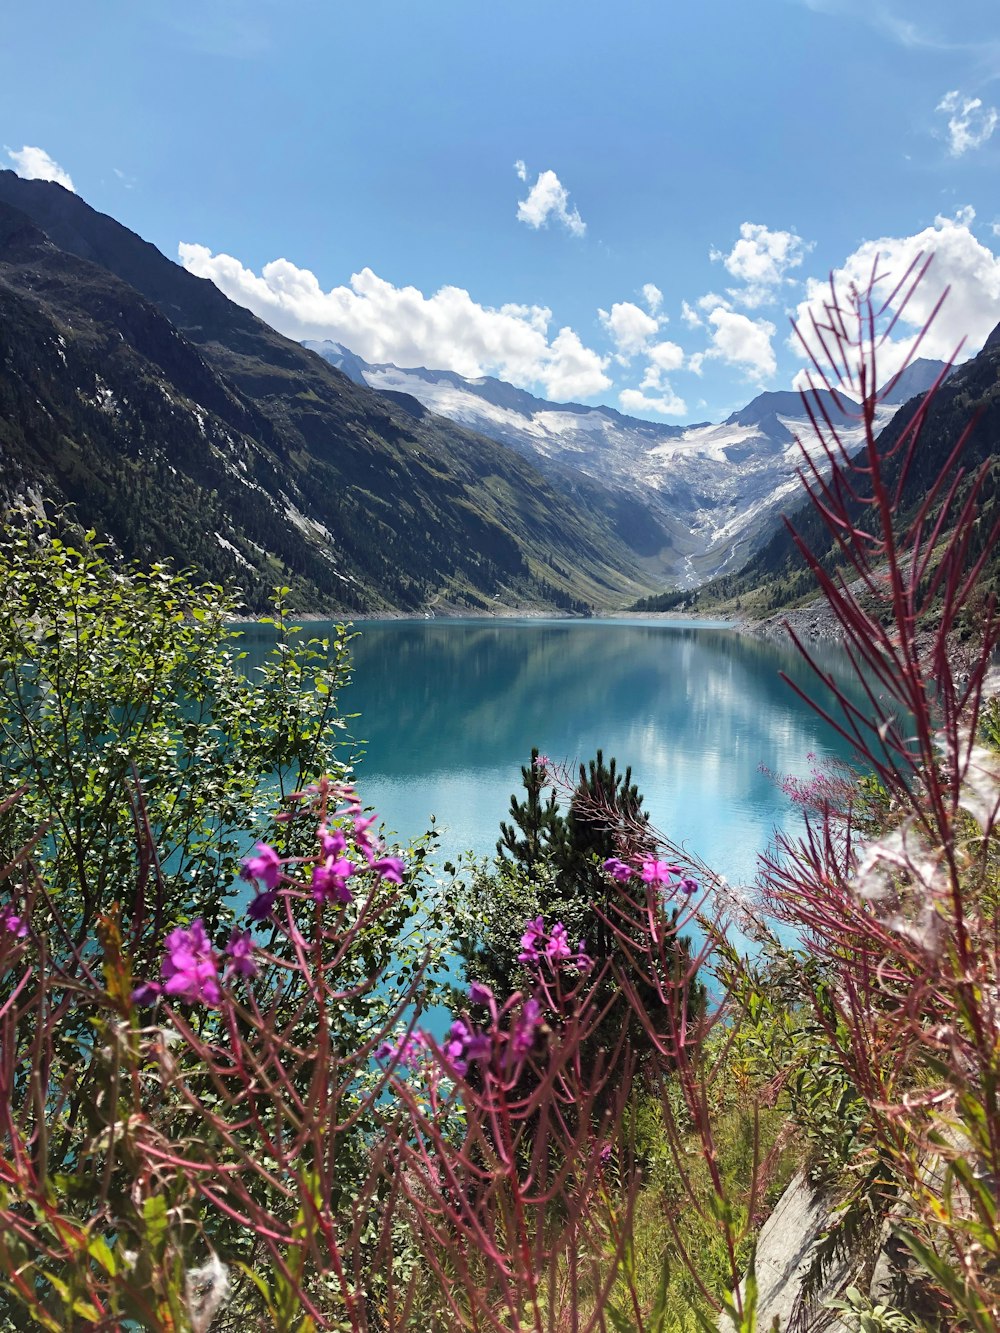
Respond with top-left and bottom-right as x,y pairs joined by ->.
307,340 -> 949,586
637,327 -> 999,617
0,171 -> 661,615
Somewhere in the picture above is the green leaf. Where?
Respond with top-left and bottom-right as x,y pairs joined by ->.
88,1234 -> 117,1276
142,1194 -> 169,1259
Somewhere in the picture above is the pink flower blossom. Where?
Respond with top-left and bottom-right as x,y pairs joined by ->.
241,842 -> 282,890
443,1018 -> 491,1076
638,857 -> 682,886
511,997 -> 542,1057
161,919 -> 221,1006
518,915 -> 545,964
130,981 -> 162,1006
545,921 -> 572,962
372,856 -> 405,884
0,905 -> 27,938
376,1031 -> 427,1070
603,857 -> 634,882
318,826 -> 348,857
311,856 -> 355,904
353,813 -> 379,861
247,889 -> 278,922
224,928 -> 257,978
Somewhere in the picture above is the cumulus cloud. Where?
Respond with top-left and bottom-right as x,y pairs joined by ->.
700,308 -> 777,380
178,242 -> 612,400
619,386 -> 687,417
515,164 -> 586,237
5,144 -> 74,191
641,282 -> 663,315
626,337 -> 689,415
791,208 -> 1000,384
937,90 -> 999,156
680,300 -> 702,328
711,221 -> 811,307
598,300 -> 660,361
646,340 -> 685,373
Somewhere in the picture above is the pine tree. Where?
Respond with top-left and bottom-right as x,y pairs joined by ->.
497,748 -> 570,874
483,748 -> 706,1074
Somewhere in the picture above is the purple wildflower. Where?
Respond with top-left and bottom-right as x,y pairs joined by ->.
376,1031 -> 426,1070
603,857 -> 634,882
318,826 -> 348,857
311,856 -> 355,904
241,842 -> 283,890
679,877 -> 700,896
247,889 -> 279,922
372,856 -> 405,885
353,813 -> 379,862
639,857 -> 682,886
511,997 -> 543,1057
443,1019 -> 473,1075
518,915 -> 545,964
224,928 -> 257,979
0,905 -> 27,938
545,921 -> 572,962
130,981 -> 162,1006
469,981 -> 494,1007
161,919 -> 221,1006
575,940 -> 594,972
443,1018 -> 491,1076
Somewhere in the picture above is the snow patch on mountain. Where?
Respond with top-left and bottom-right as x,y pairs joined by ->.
305,340 -> 936,586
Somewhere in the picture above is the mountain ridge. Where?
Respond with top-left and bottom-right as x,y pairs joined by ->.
0,173 -> 665,614
307,341 -> 950,585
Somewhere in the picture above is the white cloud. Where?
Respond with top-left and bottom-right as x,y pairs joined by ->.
702,308 -> 777,380
598,300 -> 660,360
178,242 -> 612,400
543,327 -> 614,399
992,220 -> 1000,238
646,339 -> 685,372
641,282 -> 663,315
791,209 -> 1000,385
619,386 -> 688,417
5,144 -> 74,191
937,90 -> 999,156
710,221 -> 811,308
697,291 -> 730,312
515,165 -> 586,237
680,300 -> 702,328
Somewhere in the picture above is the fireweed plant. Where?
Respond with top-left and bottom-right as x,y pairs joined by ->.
0,261 -> 997,1330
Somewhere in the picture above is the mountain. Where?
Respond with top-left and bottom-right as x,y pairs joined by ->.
307,342 -> 947,585
647,333 -> 999,614
0,171 -> 663,614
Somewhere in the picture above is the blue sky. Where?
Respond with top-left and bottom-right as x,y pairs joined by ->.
3,0 -> 1000,421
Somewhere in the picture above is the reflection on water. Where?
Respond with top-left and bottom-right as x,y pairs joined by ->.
237,617 -> 872,890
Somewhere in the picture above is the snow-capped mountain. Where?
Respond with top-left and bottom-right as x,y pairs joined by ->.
306,342 -> 950,585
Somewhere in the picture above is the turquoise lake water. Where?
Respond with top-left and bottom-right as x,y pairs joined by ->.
238,617 -> 870,894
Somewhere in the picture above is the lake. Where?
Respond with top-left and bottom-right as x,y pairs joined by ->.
238,616 -> 867,893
